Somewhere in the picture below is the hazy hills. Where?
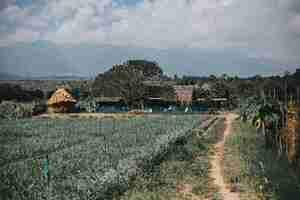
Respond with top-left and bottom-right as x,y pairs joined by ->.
0,72 -> 90,81
0,41 -> 288,79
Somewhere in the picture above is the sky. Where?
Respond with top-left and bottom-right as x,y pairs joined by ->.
0,0 -> 300,77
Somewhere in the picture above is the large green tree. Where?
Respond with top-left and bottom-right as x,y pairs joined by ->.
109,60 -> 163,80
93,60 -> 164,109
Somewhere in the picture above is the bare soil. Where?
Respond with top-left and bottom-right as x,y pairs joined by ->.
209,113 -> 240,200
177,113 -> 239,200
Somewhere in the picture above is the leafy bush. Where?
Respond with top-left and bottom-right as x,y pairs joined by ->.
224,121 -> 300,199
77,97 -> 97,112
0,101 -> 46,119
32,102 -> 47,115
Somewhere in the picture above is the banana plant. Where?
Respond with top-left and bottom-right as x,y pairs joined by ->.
253,100 -> 282,148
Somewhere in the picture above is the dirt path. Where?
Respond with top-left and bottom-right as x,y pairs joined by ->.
209,113 -> 239,200
177,114 -> 239,200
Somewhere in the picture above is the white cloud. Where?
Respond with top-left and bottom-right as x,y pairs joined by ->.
0,28 -> 40,45
42,0 -> 113,43
0,0 -> 300,64
288,15 -> 300,34
0,0 -> 16,11
0,5 -> 29,23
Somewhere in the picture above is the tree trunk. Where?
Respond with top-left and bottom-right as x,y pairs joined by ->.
141,100 -> 144,110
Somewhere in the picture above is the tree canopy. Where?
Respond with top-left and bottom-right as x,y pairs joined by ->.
93,60 -> 164,109
108,60 -> 163,81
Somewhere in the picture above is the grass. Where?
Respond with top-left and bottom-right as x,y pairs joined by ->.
117,117 -> 225,200
224,120 -> 300,200
0,115 -> 209,200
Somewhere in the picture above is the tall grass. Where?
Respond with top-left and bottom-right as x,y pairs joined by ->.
224,120 -> 300,200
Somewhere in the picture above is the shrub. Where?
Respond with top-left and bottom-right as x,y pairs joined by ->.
0,101 -> 46,119
32,102 -> 47,115
77,97 -> 97,113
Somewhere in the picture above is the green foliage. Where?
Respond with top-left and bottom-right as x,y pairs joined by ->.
92,59 -> 165,109
224,121 -> 300,200
239,97 -> 283,123
0,115 -> 208,200
77,97 -> 97,113
93,63 -> 146,109
239,96 -> 285,150
0,101 -> 43,119
119,117 -> 224,200
110,60 -> 163,79
0,83 -> 44,102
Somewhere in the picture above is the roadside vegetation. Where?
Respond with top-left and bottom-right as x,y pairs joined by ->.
224,120 -> 300,200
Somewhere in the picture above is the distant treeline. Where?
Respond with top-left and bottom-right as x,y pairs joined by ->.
0,59 -> 299,107
0,84 -> 44,102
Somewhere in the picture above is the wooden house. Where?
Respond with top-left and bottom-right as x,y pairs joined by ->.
174,85 -> 194,105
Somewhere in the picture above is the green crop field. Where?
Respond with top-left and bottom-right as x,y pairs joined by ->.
0,114 -> 210,200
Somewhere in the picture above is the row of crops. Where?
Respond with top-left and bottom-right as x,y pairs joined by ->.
0,115 -> 211,200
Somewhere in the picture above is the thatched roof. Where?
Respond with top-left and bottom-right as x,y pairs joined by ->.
47,88 -> 77,105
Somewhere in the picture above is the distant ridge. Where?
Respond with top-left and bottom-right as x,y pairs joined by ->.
0,72 -> 23,80
0,72 -> 91,81
27,75 -> 92,81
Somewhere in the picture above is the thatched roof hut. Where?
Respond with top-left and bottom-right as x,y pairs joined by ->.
47,88 -> 77,113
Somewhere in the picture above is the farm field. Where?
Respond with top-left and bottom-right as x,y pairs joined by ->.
118,116 -> 225,200
0,114 -> 211,200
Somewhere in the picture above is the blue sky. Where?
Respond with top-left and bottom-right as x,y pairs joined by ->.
15,0 -> 35,7
0,0 -> 300,77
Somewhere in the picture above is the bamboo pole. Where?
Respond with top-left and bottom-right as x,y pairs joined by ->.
297,87 -> 300,105
284,79 -> 288,127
